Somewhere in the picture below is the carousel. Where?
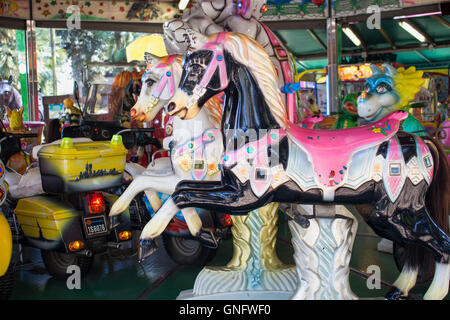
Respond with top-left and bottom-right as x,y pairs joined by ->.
0,0 -> 449,304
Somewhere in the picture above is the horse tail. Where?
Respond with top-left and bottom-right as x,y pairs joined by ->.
423,135 -> 449,235
397,135 -> 449,282
406,136 -> 450,281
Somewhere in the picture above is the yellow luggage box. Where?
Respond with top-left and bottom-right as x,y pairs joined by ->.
14,196 -> 78,241
38,137 -> 127,193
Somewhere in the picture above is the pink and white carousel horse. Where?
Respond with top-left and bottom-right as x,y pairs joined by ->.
109,54 -> 225,253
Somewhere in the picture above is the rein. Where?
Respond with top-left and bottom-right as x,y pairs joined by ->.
143,55 -> 177,113
186,32 -> 229,110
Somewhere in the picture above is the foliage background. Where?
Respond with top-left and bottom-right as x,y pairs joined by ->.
0,28 -> 147,96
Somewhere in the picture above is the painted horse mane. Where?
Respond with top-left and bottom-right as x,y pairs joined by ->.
216,32 -> 288,128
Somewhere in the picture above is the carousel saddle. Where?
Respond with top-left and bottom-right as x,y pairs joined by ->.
286,110 -> 408,187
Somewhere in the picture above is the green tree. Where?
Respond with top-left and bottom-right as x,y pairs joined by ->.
0,28 -> 20,89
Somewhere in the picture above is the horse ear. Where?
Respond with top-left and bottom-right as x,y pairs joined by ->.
8,75 -> 13,84
6,107 -> 12,118
370,64 -> 383,76
19,105 -> 24,116
144,52 -> 159,66
382,64 -> 398,76
183,29 -> 208,51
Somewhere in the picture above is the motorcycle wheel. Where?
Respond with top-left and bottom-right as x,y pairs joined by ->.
41,250 -> 94,279
162,234 -> 217,266
0,264 -> 14,300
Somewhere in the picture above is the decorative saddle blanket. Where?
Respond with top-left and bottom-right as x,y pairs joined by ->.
171,128 -> 221,180
286,110 -> 408,187
221,111 -> 433,201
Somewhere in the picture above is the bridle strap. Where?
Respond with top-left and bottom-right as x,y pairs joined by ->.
150,55 -> 177,100
198,33 -> 228,91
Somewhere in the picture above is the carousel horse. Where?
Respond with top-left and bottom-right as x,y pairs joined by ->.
0,76 -> 22,121
109,54 -> 225,244
140,31 -> 450,300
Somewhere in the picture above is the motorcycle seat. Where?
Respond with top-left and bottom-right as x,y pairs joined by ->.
7,167 -> 44,199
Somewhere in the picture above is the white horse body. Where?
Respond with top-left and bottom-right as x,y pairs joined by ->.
109,56 -> 223,237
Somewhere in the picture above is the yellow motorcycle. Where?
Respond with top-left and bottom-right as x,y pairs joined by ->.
0,157 -> 12,299
0,125 -> 139,285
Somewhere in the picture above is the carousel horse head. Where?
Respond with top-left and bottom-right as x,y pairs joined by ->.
0,75 -> 22,113
357,64 -> 424,122
130,53 -> 184,122
130,52 -> 223,127
167,30 -> 287,127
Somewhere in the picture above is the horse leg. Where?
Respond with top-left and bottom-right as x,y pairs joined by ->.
109,174 -> 181,216
387,260 -> 419,299
425,261 -> 450,300
366,203 -> 449,299
181,207 -> 203,237
140,169 -> 270,241
141,197 -> 181,239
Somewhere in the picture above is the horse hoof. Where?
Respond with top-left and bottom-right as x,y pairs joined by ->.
294,214 -> 310,229
138,239 -> 158,262
385,288 -> 410,300
197,229 -> 218,249
130,109 -> 136,117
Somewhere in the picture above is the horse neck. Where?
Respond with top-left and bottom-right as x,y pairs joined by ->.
221,59 -> 279,146
172,107 -> 216,144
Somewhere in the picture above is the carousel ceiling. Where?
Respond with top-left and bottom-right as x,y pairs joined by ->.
0,1 -> 448,71
272,8 -> 450,71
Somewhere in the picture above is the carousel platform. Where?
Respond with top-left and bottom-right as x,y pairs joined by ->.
6,207 -> 446,300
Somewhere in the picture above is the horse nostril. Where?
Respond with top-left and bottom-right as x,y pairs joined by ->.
168,102 -> 176,112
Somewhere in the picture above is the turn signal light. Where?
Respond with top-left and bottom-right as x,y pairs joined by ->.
119,230 -> 132,241
221,214 -> 232,227
86,192 -> 106,214
68,241 -> 84,252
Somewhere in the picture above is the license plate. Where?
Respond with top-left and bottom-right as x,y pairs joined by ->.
83,215 -> 108,236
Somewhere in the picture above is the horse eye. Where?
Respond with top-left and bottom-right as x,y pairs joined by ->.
191,64 -> 202,72
146,79 -> 155,86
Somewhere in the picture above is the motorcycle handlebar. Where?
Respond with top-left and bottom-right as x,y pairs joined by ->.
129,128 -> 155,133
3,132 -> 38,139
